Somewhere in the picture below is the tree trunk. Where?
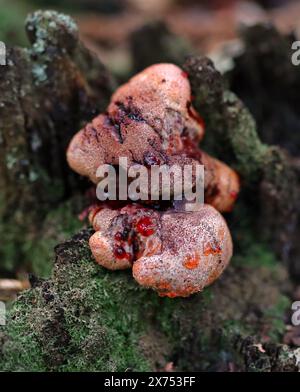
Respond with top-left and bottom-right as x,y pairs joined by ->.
0,10 -> 114,274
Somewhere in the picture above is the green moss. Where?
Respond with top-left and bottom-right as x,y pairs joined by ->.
0,237 -> 153,370
222,319 -> 249,336
232,243 -> 278,269
1,290 -> 47,371
25,199 -> 84,277
0,229 -> 216,371
265,295 -> 290,341
0,198 -> 83,276
0,228 -> 293,371
223,91 -> 269,179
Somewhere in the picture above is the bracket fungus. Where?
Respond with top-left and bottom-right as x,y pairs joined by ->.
67,63 -> 240,297
88,202 -> 232,297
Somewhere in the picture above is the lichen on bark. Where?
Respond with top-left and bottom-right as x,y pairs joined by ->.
0,10 -> 115,274
183,55 -> 300,279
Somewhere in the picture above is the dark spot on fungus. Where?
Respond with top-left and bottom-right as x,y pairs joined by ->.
114,232 -> 123,241
187,101 -> 205,128
132,238 -> 140,258
143,152 -> 162,166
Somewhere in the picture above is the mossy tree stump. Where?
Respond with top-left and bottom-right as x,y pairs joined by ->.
0,10 -> 114,274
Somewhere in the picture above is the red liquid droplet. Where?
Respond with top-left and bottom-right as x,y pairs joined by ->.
136,216 -> 155,237
181,71 -> 189,78
230,191 -> 238,200
114,232 -> 123,241
114,246 -> 127,259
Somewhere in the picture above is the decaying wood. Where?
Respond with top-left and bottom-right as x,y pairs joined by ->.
0,10 -> 114,272
184,54 -> 300,279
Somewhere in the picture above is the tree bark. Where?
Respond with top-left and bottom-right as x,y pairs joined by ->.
0,10 -> 114,273
184,55 -> 300,280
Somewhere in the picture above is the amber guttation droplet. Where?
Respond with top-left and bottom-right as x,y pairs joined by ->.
136,216 -> 155,236
183,253 -> 200,269
204,243 -> 222,256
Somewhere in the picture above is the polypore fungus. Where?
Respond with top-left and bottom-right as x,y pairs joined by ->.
67,63 -> 239,210
88,202 -> 232,297
67,63 -> 240,297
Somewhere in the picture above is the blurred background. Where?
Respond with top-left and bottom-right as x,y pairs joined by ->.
1,0 -> 300,78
